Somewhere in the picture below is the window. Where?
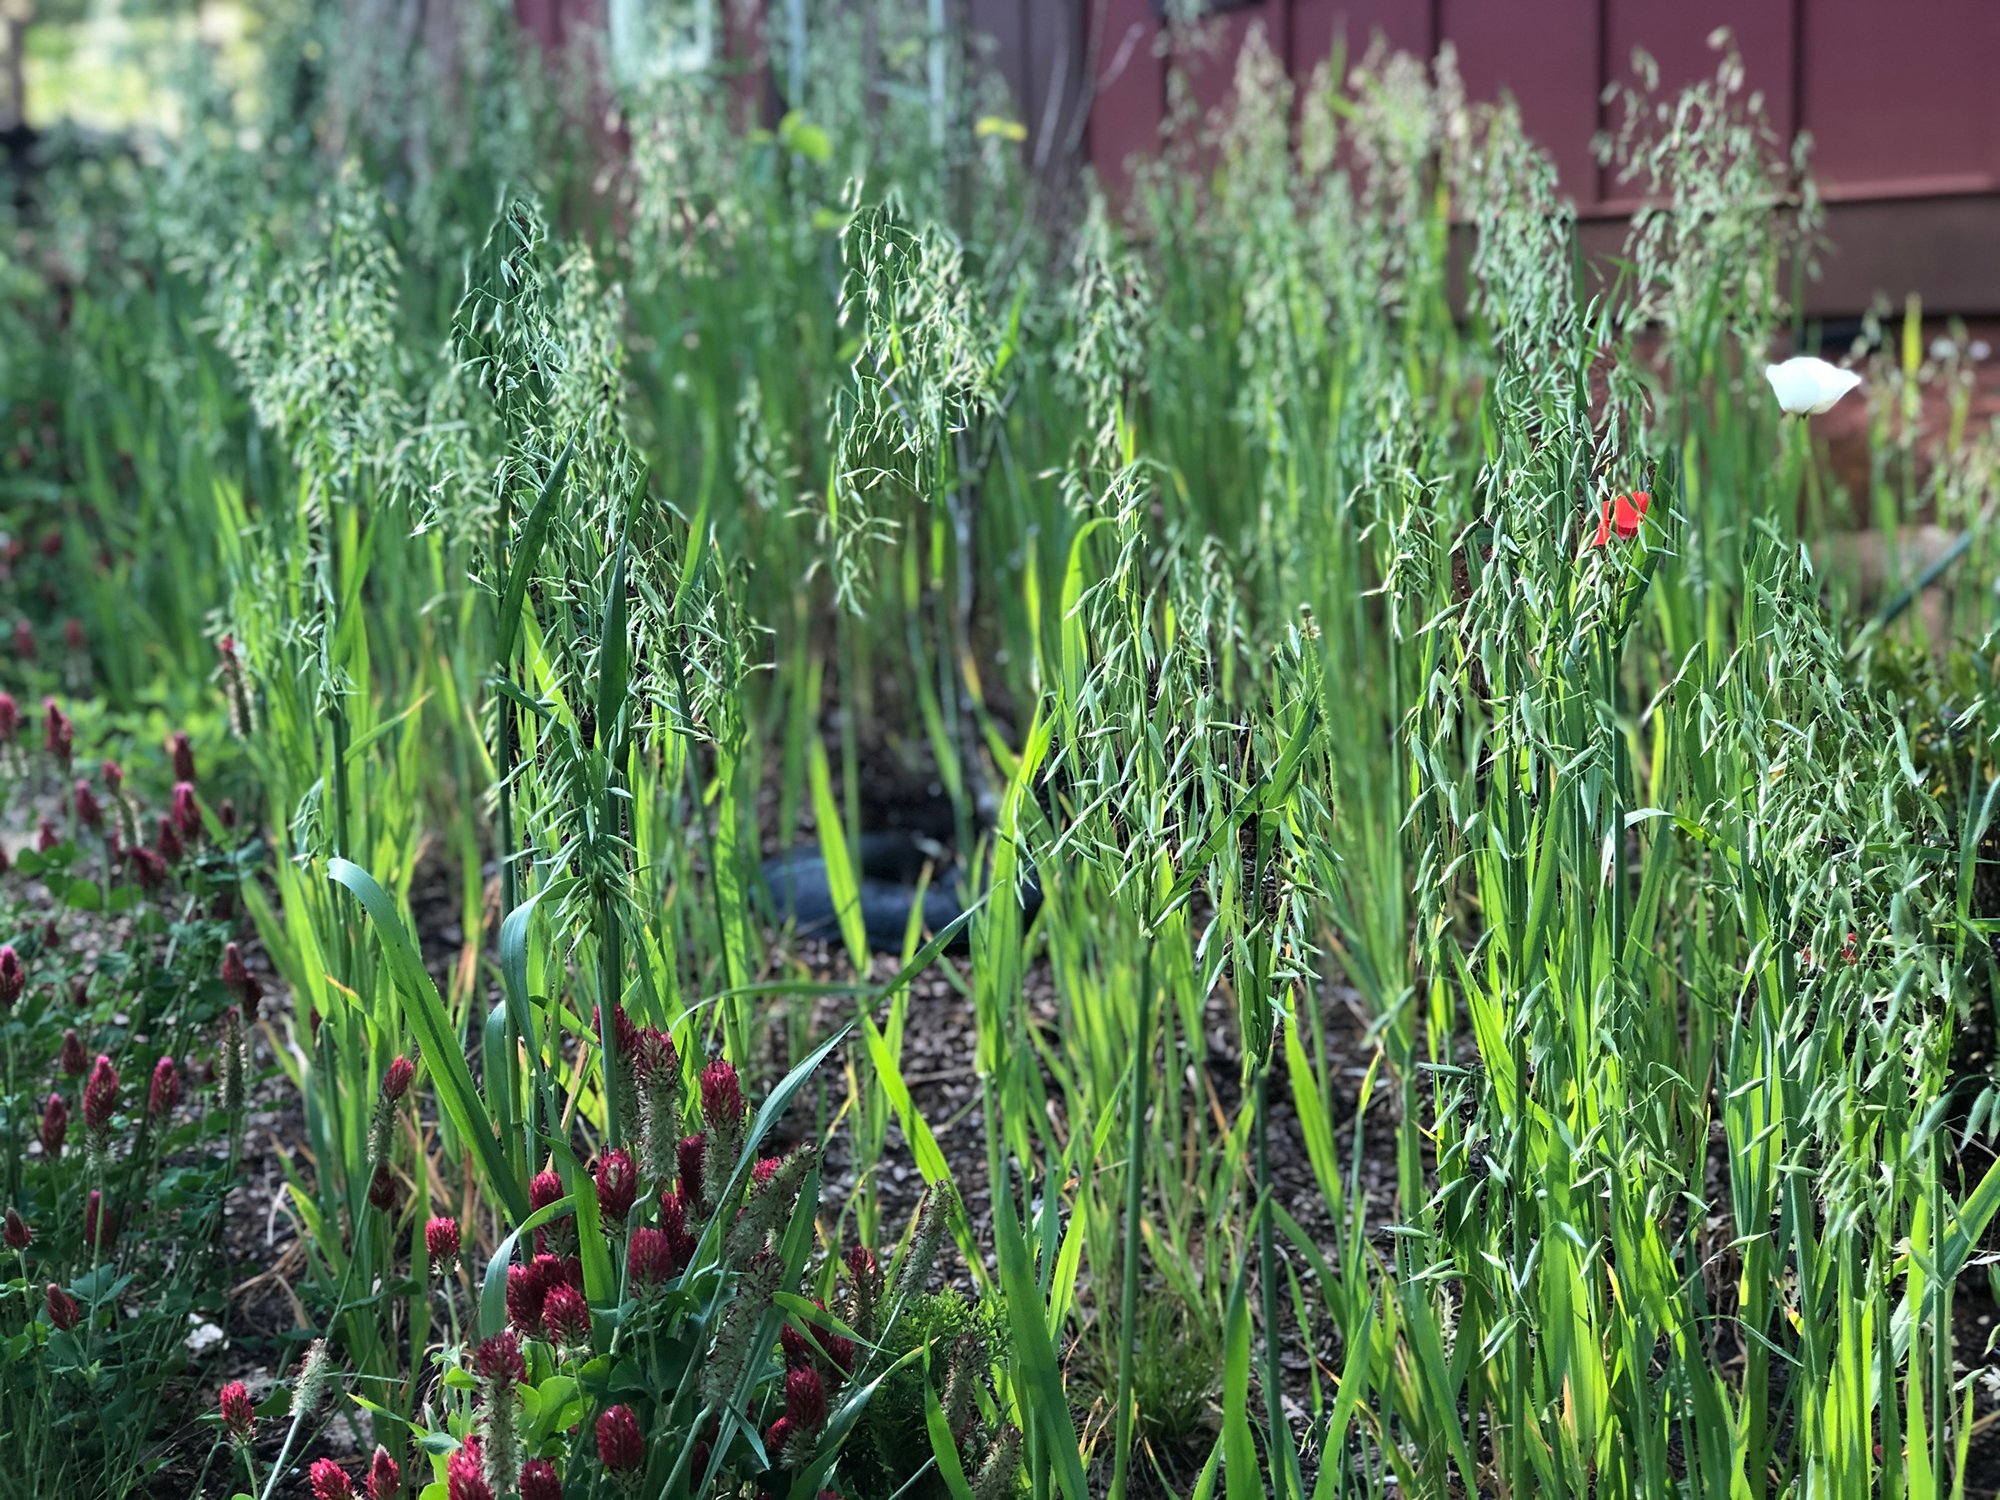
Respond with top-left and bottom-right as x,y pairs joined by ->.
606,0 -> 716,87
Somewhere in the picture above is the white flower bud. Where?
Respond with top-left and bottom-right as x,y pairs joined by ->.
1764,356 -> 1861,416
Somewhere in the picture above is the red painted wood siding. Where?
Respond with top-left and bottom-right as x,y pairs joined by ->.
510,1 -> 2000,310
962,0 -> 2000,309
1023,0 -> 2000,207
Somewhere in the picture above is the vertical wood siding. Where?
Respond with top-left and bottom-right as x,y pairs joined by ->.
964,0 -> 2000,309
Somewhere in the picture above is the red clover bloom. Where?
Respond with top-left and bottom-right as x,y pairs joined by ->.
426,1215 -> 461,1273
593,1149 -> 637,1224
219,1380 -> 258,1441
595,1404 -> 643,1476
310,1459 -> 357,1500
446,1437 -> 492,1500
46,1283 -> 80,1330
541,1282 -> 590,1349
44,699 -> 72,768
40,1092 -> 67,1156
83,1054 -> 119,1134
149,1056 -> 180,1118
366,1447 -> 401,1500
518,1458 -> 562,1500
171,781 -> 200,839
169,730 -> 196,783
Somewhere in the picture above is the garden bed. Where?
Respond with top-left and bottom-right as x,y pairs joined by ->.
6,19 -> 2000,1500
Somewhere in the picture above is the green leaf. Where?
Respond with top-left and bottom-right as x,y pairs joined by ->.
733,1027 -> 851,1191
1220,1242 -> 1257,1500
497,437 -> 576,664
1940,1151 -> 2000,1284
809,735 -> 868,972
777,110 -> 833,163
992,1179 -> 1089,1500
329,858 -> 530,1223
924,1357 -> 978,1500
596,539 -> 632,753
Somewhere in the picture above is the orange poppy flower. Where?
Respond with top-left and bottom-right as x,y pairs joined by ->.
1591,491 -> 1650,547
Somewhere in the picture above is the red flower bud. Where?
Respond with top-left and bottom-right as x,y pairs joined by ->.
554,1253 -> 583,1290
128,846 -> 166,889
0,693 -> 17,741
593,1149 -> 637,1224
60,1027 -> 86,1076
168,730 -> 196,784
155,816 -> 184,865
781,1321 -> 815,1371
367,1163 -> 397,1212
446,1438 -> 491,1500
426,1215 -> 461,1271
677,1133 -> 706,1208
43,699 -> 71,768
699,1060 -> 745,1129
505,1261 -> 549,1332
823,1327 -> 856,1380
473,1328 -> 525,1386
3,1207 -> 30,1249
220,942 -> 262,1018
785,1364 -> 828,1432
61,619 -> 84,651
36,816 -> 58,852
366,1446 -> 401,1500
83,1054 -> 118,1132
171,782 -> 200,839
0,946 -> 23,1008
45,1282 -> 80,1330
659,1186 -> 696,1270
633,1024 -> 678,1082
310,1458 -> 357,1500
100,759 -> 121,791
541,1282 -> 590,1348
73,779 -> 103,830
627,1226 -> 677,1289
763,1414 -> 795,1463
529,1168 -> 564,1213
592,1002 -> 642,1064
148,1055 -> 180,1118
40,1092 -> 66,1156
518,1458 -> 562,1500
83,1189 -> 116,1251
595,1404 -> 644,1473
15,621 -> 35,661
381,1055 -> 414,1102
